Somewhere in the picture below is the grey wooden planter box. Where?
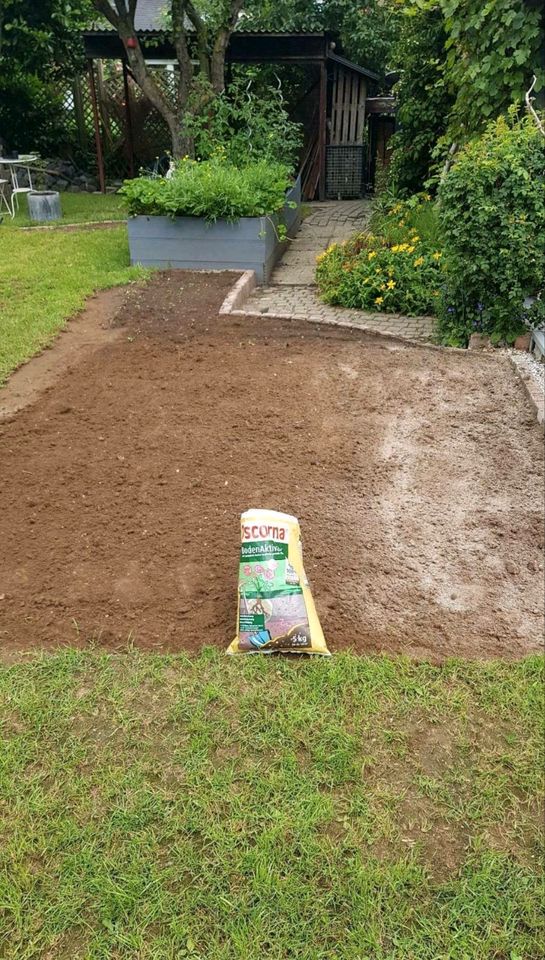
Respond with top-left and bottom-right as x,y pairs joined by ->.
127,175 -> 301,284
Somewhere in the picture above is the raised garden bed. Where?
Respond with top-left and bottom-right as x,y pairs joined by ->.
127,176 -> 301,283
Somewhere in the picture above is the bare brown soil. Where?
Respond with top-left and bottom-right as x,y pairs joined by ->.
0,270 -> 543,659
0,286 -> 124,418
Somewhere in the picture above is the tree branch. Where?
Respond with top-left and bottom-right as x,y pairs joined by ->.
525,75 -> 545,138
171,0 -> 194,107
210,0 -> 244,92
92,0 -> 121,29
91,0 -> 184,155
184,0 -> 210,80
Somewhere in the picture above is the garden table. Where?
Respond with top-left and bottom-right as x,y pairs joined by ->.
0,156 -> 38,217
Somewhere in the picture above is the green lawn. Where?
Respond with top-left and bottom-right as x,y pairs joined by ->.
0,649 -> 542,959
1,191 -> 126,229
0,193 -> 147,383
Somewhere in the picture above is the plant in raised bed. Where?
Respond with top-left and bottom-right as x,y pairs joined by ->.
120,156 -> 301,283
120,157 -> 295,222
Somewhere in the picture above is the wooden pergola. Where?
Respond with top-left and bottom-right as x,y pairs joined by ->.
82,29 -> 379,200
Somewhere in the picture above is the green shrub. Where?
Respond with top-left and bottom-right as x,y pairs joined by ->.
437,113 -> 545,346
316,195 -> 443,316
388,1 -> 454,195
120,158 -> 293,221
182,76 -> 303,172
0,71 -> 68,155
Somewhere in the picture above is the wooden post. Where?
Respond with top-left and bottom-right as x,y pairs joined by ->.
122,60 -> 135,179
318,60 -> 327,201
88,60 -> 106,193
72,75 -> 88,153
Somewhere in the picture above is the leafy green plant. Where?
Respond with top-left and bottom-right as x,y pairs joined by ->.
437,113 -> 545,346
317,194 -> 443,317
182,76 -> 303,172
120,158 -> 294,222
440,0 -> 544,138
388,1 -> 454,195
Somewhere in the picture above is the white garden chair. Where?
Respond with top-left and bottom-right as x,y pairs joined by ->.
0,177 -> 11,218
0,156 -> 37,217
7,161 -> 35,217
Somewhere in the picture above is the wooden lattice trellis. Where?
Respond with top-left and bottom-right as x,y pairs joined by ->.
59,61 -> 175,180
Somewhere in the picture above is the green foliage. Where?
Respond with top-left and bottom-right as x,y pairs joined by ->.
0,0 -> 91,80
120,157 -> 294,222
440,0 -> 544,137
0,0 -> 92,154
437,114 -> 545,347
316,195 -> 443,317
242,0 -> 401,78
388,1 -> 454,194
389,0 -> 545,194
183,76 -> 303,171
0,70 -> 67,154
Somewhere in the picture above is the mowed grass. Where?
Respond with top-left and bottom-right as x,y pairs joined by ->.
1,191 -> 126,229
0,649 -> 542,959
0,222 -> 147,383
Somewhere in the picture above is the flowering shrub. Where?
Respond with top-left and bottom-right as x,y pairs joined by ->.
437,113 -> 545,346
316,197 -> 443,316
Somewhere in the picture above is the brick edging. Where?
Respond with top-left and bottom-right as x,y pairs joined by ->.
219,270 -> 256,314
219,270 -> 453,353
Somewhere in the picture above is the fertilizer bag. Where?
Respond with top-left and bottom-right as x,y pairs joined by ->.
227,509 -> 330,656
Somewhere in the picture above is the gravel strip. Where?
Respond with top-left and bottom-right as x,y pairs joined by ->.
506,348 -> 545,392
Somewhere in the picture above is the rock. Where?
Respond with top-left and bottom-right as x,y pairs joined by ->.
514,333 -> 531,351
527,559 -> 538,573
468,333 -> 490,350
505,560 -> 519,576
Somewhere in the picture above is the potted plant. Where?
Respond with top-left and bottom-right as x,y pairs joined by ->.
27,159 -> 62,222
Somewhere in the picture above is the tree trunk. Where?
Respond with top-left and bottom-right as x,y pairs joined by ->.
91,0 -> 239,163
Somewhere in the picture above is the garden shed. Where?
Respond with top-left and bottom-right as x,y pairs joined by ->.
82,26 -> 380,200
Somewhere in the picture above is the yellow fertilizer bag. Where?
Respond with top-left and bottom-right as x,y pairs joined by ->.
227,509 -> 330,656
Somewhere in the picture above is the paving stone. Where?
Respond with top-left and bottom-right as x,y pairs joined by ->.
241,200 -> 435,343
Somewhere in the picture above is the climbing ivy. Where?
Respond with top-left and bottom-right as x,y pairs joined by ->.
440,0 -> 544,137
388,1 -> 454,195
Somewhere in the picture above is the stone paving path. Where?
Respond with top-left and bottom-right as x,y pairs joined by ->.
241,200 -> 436,341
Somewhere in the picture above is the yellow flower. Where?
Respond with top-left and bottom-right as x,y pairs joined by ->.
367,250 -> 377,261
380,283 -> 386,291
411,235 -> 420,243
432,290 -> 439,296
375,296 -> 384,305
387,266 -> 395,276
387,280 -> 396,289
392,203 -> 402,214
399,219 -> 406,226
423,193 -> 432,202
414,256 -> 425,268
406,245 -> 415,254
432,251 -> 442,260
391,244 -> 401,254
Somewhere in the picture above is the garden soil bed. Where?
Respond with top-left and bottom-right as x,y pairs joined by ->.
0,270 -> 543,661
